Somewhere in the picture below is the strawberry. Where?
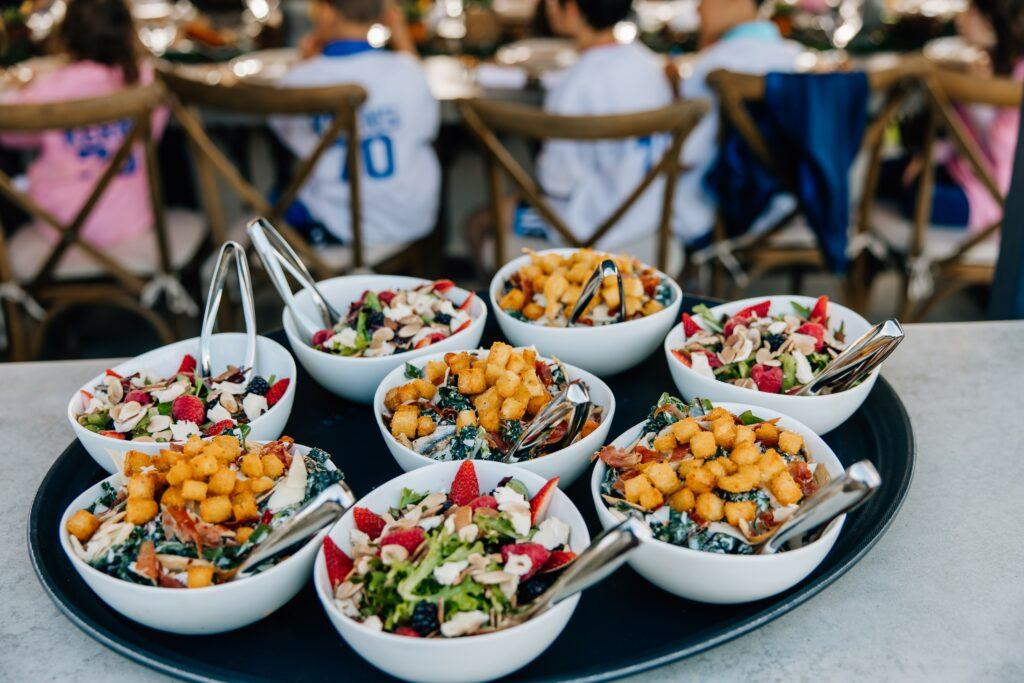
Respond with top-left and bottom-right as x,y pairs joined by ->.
323,536 -> 354,587
379,527 -> 426,555
203,419 -> 235,437
449,460 -> 479,506
722,316 -> 749,337
105,369 -> 124,379
353,507 -> 386,539
432,279 -> 455,292
378,290 -> 396,306
394,626 -> 421,637
796,323 -> 826,352
458,291 -> 476,312
681,312 -> 702,337
541,550 -> 577,573
99,430 -> 125,440
735,300 -> 771,320
751,364 -> 783,394
312,329 -> 333,347
177,354 -> 197,375
500,542 -> 551,580
453,320 -> 472,334
809,295 -> 829,324
671,349 -> 691,367
265,378 -> 290,407
529,477 -> 560,525
693,351 -> 722,369
467,495 -> 497,511
171,394 -> 204,424
124,390 -> 151,405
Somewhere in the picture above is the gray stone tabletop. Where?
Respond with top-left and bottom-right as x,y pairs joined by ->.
3,321 -> 1023,682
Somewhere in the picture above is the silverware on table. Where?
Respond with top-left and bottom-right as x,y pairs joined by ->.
503,379 -> 592,462
794,319 -> 905,396
568,259 -> 624,326
199,240 -> 256,381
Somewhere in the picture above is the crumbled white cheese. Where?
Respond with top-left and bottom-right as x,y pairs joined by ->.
384,303 -> 413,322
211,381 -> 246,396
507,509 -> 531,537
440,610 -> 488,637
531,517 -> 570,550
493,486 -> 526,507
350,529 -> 370,546
333,327 -> 358,349
690,352 -> 716,379
433,559 -> 469,586
457,523 -> 479,543
792,350 -> 815,384
242,393 -> 268,421
170,420 -> 200,442
206,403 -> 232,424
361,616 -> 383,631
266,452 -> 307,510
418,516 -> 444,531
153,382 -> 188,404
504,553 -> 533,577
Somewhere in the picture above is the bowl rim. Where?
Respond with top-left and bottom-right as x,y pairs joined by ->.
59,441 -> 344,597
314,460 -> 587,646
282,274 -> 488,365
590,401 -> 846,563
371,346 -> 617,469
66,332 -> 297,448
488,247 -> 683,334
663,294 -> 879,403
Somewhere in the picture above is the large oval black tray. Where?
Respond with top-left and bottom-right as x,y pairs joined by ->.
29,296 -> 915,682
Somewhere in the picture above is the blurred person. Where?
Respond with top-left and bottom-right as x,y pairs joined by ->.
270,0 -> 439,248
0,0 -> 167,247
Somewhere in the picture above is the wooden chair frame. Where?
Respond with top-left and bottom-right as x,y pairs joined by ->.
458,98 -> 709,273
0,83 -> 176,359
704,59 -> 929,309
158,68 -> 368,277
901,67 -> 1023,321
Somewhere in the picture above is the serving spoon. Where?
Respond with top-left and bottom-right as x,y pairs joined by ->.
502,380 -> 592,463
199,240 -> 256,381
568,259 -> 625,326
794,319 -> 904,396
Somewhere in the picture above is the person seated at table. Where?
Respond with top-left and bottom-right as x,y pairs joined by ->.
269,0 -> 439,249
672,0 -> 803,247
881,0 -> 1023,231
0,0 -> 167,248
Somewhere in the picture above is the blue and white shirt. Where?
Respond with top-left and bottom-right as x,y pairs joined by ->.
270,41 -> 441,246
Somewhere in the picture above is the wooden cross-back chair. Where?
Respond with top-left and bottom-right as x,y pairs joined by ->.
0,82 -> 195,360
703,59 -> 928,309
898,66 -> 1023,321
458,98 -> 709,273
159,68 -> 373,277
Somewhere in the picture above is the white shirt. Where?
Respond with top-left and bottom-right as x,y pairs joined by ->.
536,42 -> 674,248
270,43 -> 440,246
675,24 -> 804,243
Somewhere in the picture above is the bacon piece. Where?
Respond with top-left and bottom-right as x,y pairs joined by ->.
595,445 -> 641,469
135,540 -> 160,583
164,508 -> 203,554
158,573 -> 186,588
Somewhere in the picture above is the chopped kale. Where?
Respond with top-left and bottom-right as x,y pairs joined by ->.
89,481 -> 119,512
737,409 -> 767,426
404,363 -> 423,380
716,488 -> 771,513
499,419 -> 524,446
649,509 -> 698,546
600,466 -> 618,496
437,385 -> 473,413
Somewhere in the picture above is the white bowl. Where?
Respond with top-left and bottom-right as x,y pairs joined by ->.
372,349 -> 615,486
59,443 -> 352,634
489,248 -> 682,377
663,295 -> 878,434
591,402 -> 846,604
283,275 -> 487,404
68,333 -> 297,474
314,460 -> 590,683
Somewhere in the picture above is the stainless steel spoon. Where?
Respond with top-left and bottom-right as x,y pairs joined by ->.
199,241 -> 256,381
794,319 -> 904,396
503,380 -> 591,462
568,259 -> 625,326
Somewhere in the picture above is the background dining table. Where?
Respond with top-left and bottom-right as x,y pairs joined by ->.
3,318 -> 1022,681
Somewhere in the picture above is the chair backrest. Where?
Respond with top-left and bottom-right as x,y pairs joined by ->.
458,97 -> 709,272
158,67 -> 368,275
0,82 -> 170,294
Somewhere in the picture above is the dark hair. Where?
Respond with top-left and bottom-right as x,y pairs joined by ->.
972,0 -> 1024,75
60,0 -> 140,83
573,0 -> 632,30
321,0 -> 384,23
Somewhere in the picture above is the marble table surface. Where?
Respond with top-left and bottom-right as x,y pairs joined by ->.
4,321 -> 1022,682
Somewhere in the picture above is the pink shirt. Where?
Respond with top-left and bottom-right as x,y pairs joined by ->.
0,60 -> 168,247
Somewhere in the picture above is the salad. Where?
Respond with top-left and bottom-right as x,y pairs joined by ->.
597,394 -> 828,555
671,296 -> 850,394
75,354 -> 290,442
311,281 -> 474,357
498,249 -> 673,327
382,342 -> 602,461
324,460 -> 577,637
65,434 -> 343,587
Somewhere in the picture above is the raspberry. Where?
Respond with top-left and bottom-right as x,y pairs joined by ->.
265,378 -> 290,407
467,495 -> 497,511
311,329 -> 333,347
796,323 -> 826,352
448,460 -> 479,506
681,312 -> 702,337
378,527 -> 426,555
394,626 -> 421,637
203,419 -> 235,437
500,542 -> 551,580
751,364 -> 784,394
245,376 -> 269,396
410,601 -> 439,636
353,507 -> 386,539
323,536 -> 354,587
171,394 -> 205,424
765,333 -> 787,351
177,354 -> 197,375
124,390 -> 151,405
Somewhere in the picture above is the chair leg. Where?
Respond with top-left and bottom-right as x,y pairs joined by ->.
1,297 -> 28,361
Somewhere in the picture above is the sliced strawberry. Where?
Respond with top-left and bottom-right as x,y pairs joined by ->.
79,389 -> 94,401
449,460 -> 479,506
529,477 -> 560,524
176,354 -> 197,375
432,279 -> 456,293
105,368 -> 124,379
796,323 -> 826,352
467,495 -> 497,511
378,290 -> 396,306
353,507 -> 387,539
540,550 -> 576,573
414,333 -> 447,349
99,430 -> 125,440
500,542 -> 550,580
458,291 -> 475,311
693,350 -> 722,369
124,390 -> 151,405
671,349 -> 691,367
453,319 -> 472,334
323,536 -> 354,587
394,626 -> 421,637
203,419 -> 235,437
809,295 -> 829,324
735,300 -> 771,320
265,378 -> 290,407
681,312 -> 702,337
379,527 -> 426,555
311,329 -> 333,347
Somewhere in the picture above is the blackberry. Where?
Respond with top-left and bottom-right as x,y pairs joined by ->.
410,601 -> 439,636
517,576 -> 552,604
433,312 -> 452,325
246,376 -> 270,396
765,333 -> 786,352
366,310 -> 385,329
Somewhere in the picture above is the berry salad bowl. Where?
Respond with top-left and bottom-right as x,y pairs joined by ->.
282,275 -> 487,404
664,295 -> 877,434
68,333 -> 296,474
60,441 -> 352,634
313,460 -> 591,683
489,248 -> 682,377
372,345 -> 615,486
591,401 -> 845,604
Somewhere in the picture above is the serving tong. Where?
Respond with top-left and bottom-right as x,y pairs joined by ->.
568,259 -> 625,326
794,319 -> 905,396
246,217 -> 343,340
502,379 -> 592,462
199,241 -> 257,381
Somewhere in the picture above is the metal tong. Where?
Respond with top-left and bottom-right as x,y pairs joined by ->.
199,241 -> 257,381
794,319 -> 905,396
568,259 -> 625,326
246,217 -> 342,340
233,482 -> 356,579
503,379 -> 592,463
